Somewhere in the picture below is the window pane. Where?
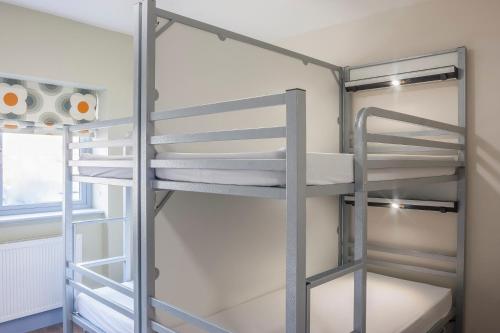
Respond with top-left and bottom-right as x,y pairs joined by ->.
2,133 -> 79,206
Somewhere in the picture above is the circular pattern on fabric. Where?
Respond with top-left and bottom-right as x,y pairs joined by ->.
0,83 -> 28,115
38,112 -> 62,128
4,112 -> 26,122
39,83 -> 63,95
26,88 -> 44,113
76,88 -> 95,96
55,93 -> 73,116
0,78 -> 25,86
69,93 -> 96,121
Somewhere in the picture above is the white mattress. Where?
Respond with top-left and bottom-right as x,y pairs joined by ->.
74,274 -> 451,333
78,150 -> 456,186
75,281 -> 134,333
176,273 -> 452,333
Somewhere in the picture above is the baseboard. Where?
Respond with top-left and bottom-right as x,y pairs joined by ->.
0,308 -> 62,333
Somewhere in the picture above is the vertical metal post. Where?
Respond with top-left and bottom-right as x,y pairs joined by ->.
305,283 -> 311,333
139,1 -> 157,332
62,126 -> 74,333
340,67 -> 352,266
285,89 -> 307,333
123,186 -> 132,281
455,46 -> 467,333
353,110 -> 368,333
133,1 -> 145,332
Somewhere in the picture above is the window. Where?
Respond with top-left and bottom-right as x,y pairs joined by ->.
0,132 -> 90,215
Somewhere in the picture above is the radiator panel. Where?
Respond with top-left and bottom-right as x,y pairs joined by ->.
0,237 -> 63,323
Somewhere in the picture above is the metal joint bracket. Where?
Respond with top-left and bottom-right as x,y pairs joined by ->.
156,19 -> 175,38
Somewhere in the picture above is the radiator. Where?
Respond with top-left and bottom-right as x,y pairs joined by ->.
0,237 -> 63,323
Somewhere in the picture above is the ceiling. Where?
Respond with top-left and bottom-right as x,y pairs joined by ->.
1,0 -> 429,41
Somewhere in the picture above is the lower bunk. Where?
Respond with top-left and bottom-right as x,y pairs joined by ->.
74,273 -> 452,333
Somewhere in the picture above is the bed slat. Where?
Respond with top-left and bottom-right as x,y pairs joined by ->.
150,126 -> 286,144
151,93 -> 286,121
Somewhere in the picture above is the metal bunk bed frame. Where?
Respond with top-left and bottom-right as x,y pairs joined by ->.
62,0 -> 466,332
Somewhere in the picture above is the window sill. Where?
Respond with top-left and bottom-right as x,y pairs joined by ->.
0,209 -> 105,226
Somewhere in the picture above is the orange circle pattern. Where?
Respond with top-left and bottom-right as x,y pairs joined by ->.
3,92 -> 18,107
77,101 -> 90,113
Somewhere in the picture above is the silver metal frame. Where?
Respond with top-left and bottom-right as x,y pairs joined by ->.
62,118 -> 138,333
341,47 -> 467,333
62,0 -> 467,331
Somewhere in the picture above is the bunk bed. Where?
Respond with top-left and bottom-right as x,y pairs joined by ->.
63,118 -> 140,333
62,1 -> 466,333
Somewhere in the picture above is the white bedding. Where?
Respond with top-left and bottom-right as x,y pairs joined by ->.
176,273 -> 452,333
78,150 -> 457,186
75,274 -> 451,333
75,281 -> 134,333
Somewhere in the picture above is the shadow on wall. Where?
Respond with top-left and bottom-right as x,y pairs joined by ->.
153,193 -> 338,325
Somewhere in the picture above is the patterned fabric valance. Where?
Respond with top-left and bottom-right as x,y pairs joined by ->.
0,77 -> 99,135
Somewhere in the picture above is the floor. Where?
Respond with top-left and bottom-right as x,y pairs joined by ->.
30,324 -> 83,333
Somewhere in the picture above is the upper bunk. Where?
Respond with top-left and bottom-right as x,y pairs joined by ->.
66,88 -> 464,200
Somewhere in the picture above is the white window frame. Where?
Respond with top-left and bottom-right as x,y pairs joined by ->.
0,133 -> 91,215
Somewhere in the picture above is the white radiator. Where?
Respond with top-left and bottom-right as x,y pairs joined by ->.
0,237 -> 63,323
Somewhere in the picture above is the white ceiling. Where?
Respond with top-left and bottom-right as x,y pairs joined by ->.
1,0 -> 429,40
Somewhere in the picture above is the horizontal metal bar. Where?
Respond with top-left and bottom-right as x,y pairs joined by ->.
151,297 -> 231,333
153,180 -> 285,199
69,139 -> 133,149
305,183 -> 354,197
155,8 -> 341,71
69,263 -> 134,297
370,129 -> 458,138
69,117 -> 133,131
79,256 -> 126,268
367,159 -> 463,169
72,216 -> 127,225
72,314 -> 106,333
360,108 -> 465,135
73,175 -> 133,187
367,133 -> 464,150
366,174 -> 458,191
362,147 -> 459,155
151,320 -> 177,333
344,196 -> 456,209
69,160 -> 134,168
151,127 -> 286,144
347,242 -> 457,263
307,260 -> 364,288
345,66 -> 456,88
68,279 -> 134,319
367,259 -> 456,278
152,93 -> 286,121
151,159 -> 285,171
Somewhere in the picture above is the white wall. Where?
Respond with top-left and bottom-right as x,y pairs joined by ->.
280,0 -> 500,331
153,24 -> 341,323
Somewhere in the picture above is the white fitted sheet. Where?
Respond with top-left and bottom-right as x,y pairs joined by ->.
74,274 -> 451,333
175,273 -> 452,333
75,281 -> 134,333
78,150 -> 457,186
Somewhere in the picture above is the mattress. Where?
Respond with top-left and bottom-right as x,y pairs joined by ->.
78,150 -> 457,186
175,273 -> 452,333
74,274 -> 451,333
75,281 -> 134,333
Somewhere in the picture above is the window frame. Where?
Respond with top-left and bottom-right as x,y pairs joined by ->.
0,133 -> 92,216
